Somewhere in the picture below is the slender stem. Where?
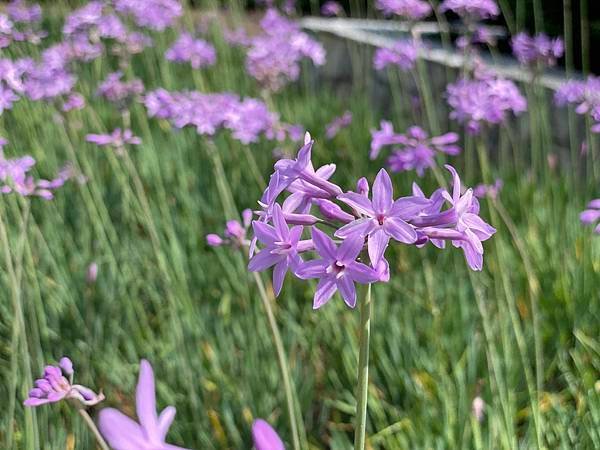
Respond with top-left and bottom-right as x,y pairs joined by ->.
77,408 -> 110,450
354,283 -> 372,450
252,272 -> 302,450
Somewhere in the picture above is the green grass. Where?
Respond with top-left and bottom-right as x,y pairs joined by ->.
1,4 -> 599,450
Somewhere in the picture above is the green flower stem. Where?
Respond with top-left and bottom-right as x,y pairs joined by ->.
354,283 -> 372,450
77,408 -> 110,450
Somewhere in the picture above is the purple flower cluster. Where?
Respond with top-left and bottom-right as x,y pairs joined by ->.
86,128 -> 142,155
512,33 -> 564,67
555,76 -> 600,133
165,32 -> 216,69
375,0 -> 432,20
145,89 -> 298,144
373,39 -> 419,72
24,357 -> 104,407
0,0 -> 46,47
439,0 -> 500,20
114,0 -> 182,31
370,122 -> 461,176
245,9 -> 325,92
580,199 -> 600,234
325,111 -> 352,139
246,134 -> 494,308
97,71 -> 144,106
0,140 -> 72,200
206,209 -> 253,248
447,69 -> 527,134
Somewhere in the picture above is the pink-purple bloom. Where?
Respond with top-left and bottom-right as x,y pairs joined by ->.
473,179 -> 503,199
375,0 -> 432,20
555,77 -> 600,133
114,0 -> 182,31
98,359 -> 189,450
207,209 -> 253,248
86,128 -> 141,155
165,32 -> 216,69
24,357 -> 104,407
325,111 -> 352,139
97,71 -> 144,106
511,33 -> 564,66
62,92 -> 85,112
446,69 -> 527,134
580,199 -> 600,234
373,39 -> 419,72
252,419 -> 285,450
321,1 -> 343,16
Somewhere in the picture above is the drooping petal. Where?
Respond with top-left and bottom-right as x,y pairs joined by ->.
337,275 -> 357,308
372,168 -> 393,214
252,419 -> 285,450
311,227 -> 337,260
157,406 -> 177,442
248,248 -> 283,272
337,191 -> 375,216
98,408 -> 148,450
272,259 -> 288,296
367,228 -> 390,266
461,241 -> 484,271
383,217 -> 417,244
334,218 -> 375,239
136,360 -> 159,440
313,276 -> 337,309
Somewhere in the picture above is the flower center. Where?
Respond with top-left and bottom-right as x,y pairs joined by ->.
376,214 -> 386,226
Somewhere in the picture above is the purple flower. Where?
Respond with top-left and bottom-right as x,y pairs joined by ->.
24,357 -> 104,407
473,179 -> 503,199
252,419 -> 285,450
98,360 -> 189,450
322,1 -> 343,16
165,33 -> 216,69
325,111 -> 352,139
248,203 -> 303,296
8,1 -> 42,24
554,76 -> 600,133
62,92 -> 85,112
206,209 -> 253,248
446,71 -> 527,134
114,0 -> 182,31
373,39 -> 419,72
375,0 -> 432,20
379,126 -> 461,176
86,128 -> 141,155
370,121 -> 406,160
63,1 -> 104,35
512,33 -> 564,66
336,168 -> 428,265
439,0 -> 500,20
296,228 -> 379,308
580,199 -> 600,234
97,71 -> 144,106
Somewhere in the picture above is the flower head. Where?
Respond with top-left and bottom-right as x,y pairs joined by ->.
373,39 -> 419,72
512,32 -> 564,66
207,209 -> 253,248
297,228 -> 379,308
97,71 -> 143,106
165,32 -> 216,69
114,0 -> 182,31
86,128 -> 141,155
98,360 -> 189,450
24,357 -> 104,407
325,111 -> 352,139
375,0 -> 432,20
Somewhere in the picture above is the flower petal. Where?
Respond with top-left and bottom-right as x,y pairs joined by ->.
334,218 -> 375,239
314,276 -> 337,309
248,248 -> 283,272
372,168 -> 393,214
337,192 -> 375,216
337,276 -> 357,308
296,259 -> 329,279
157,406 -> 176,442
383,217 -> 417,244
389,196 -> 431,219
367,228 -> 390,266
346,261 -> 379,284
271,203 -> 289,240
272,259 -> 288,296
136,360 -> 158,440
337,234 -> 365,264
252,419 -> 285,450
252,221 -> 278,246
98,408 -> 147,450
311,227 -> 337,260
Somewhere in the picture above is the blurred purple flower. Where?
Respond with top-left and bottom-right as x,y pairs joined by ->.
439,0 -> 500,20
321,1 -> 343,16
580,199 -> 600,234
114,0 -> 182,31
325,111 -> 352,139
24,357 -> 104,407
375,0 -> 432,20
165,32 -> 216,69
62,92 -> 85,112
97,71 -> 143,105
87,262 -> 99,283
63,1 -> 104,35
555,76 -> 600,133
473,178 -> 502,199
373,39 -> 419,72
8,0 -> 42,24
370,121 -> 405,159
252,419 -> 285,450
512,32 -> 563,66
207,209 -> 253,248
98,359 -> 189,450
86,128 -> 141,155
